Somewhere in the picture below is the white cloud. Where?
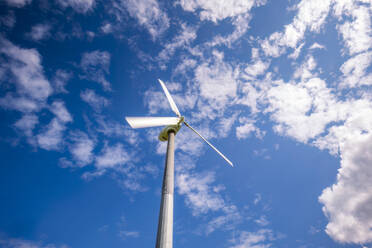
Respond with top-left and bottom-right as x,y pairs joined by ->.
173,58 -> 197,76
95,143 -> 131,169
4,0 -> 31,7
206,13 -> 252,47
236,116 -> 265,140
158,24 -> 196,66
0,37 -> 53,101
50,101 -> 73,123
217,113 -> 239,138
229,229 -> 274,248
68,131 -> 95,166
52,70 -> 71,93
176,171 -> 225,215
319,132 -> 372,243
309,42 -> 325,50
265,78 -> 340,143
335,4 -> 371,55
27,23 -> 51,41
0,11 -> 16,28
80,89 -> 110,112
14,114 -> 38,138
119,230 -> 140,239
37,118 -> 66,151
57,0 -> 95,13
288,42 -> 304,60
293,55 -> 317,81
258,59 -> 372,244
261,0 -> 331,57
244,59 -> 270,79
100,23 -> 113,34
178,0 -> 257,23
236,121 -> 264,140
0,237 -> 68,248
339,51 -> 372,88
195,51 -> 238,110
80,50 -> 111,91
96,117 -> 140,145
121,0 -> 169,40
144,80 -> 197,116
205,205 -> 241,234
255,215 -> 269,226
0,94 -> 40,113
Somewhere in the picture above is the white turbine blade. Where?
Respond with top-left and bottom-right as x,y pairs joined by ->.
184,121 -> 233,167
158,79 -> 181,117
125,117 -> 180,129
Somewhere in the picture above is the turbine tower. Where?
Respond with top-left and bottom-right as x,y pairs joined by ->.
125,79 -> 233,248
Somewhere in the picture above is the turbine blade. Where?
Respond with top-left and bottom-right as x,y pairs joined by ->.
184,121 -> 233,167
158,79 -> 181,117
125,117 -> 180,129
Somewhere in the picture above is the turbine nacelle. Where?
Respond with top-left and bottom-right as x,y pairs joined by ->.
125,79 -> 233,167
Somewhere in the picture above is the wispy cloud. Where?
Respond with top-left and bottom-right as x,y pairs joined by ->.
57,0 -> 95,13
0,236 -> 69,248
178,0 -> 261,23
4,0 -> 31,8
80,89 -> 110,112
95,143 -> 131,169
229,229 -> 275,248
27,23 -> 51,41
80,50 -> 111,91
0,37 -> 53,101
120,0 -> 169,40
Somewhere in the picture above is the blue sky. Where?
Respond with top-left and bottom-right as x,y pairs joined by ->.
0,0 -> 372,247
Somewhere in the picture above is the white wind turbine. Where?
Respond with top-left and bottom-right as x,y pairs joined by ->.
125,79 -> 233,248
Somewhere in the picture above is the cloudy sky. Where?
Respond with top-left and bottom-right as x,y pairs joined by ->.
1,0 -> 372,247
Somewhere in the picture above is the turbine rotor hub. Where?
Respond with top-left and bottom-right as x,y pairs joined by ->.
159,122 -> 182,142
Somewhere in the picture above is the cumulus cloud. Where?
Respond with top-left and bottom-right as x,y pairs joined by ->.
68,131 -> 95,166
36,118 -> 66,150
319,133 -> 372,243
236,120 -> 264,140
309,42 -> 325,50
0,11 -> 16,28
80,50 -> 111,91
261,0 -> 331,57
80,89 -> 110,112
206,13 -> 252,47
27,23 -> 51,41
178,0 -> 257,23
121,0 -> 169,40
158,24 -> 196,67
119,230 -> 140,239
244,57 -> 270,80
36,101 -> 72,151
14,114 -> 38,139
265,78 -> 340,143
177,171 -> 225,215
0,236 -> 68,248
339,51 -> 372,88
4,0 -> 31,8
335,4 -> 371,55
0,37 -> 53,101
195,51 -> 238,110
0,94 -> 40,113
229,229 -> 275,248
96,117 -> 140,146
52,70 -> 71,93
95,143 -> 131,169
57,0 -> 95,13
50,101 -> 73,123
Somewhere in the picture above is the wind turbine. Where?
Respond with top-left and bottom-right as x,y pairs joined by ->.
125,79 -> 233,248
